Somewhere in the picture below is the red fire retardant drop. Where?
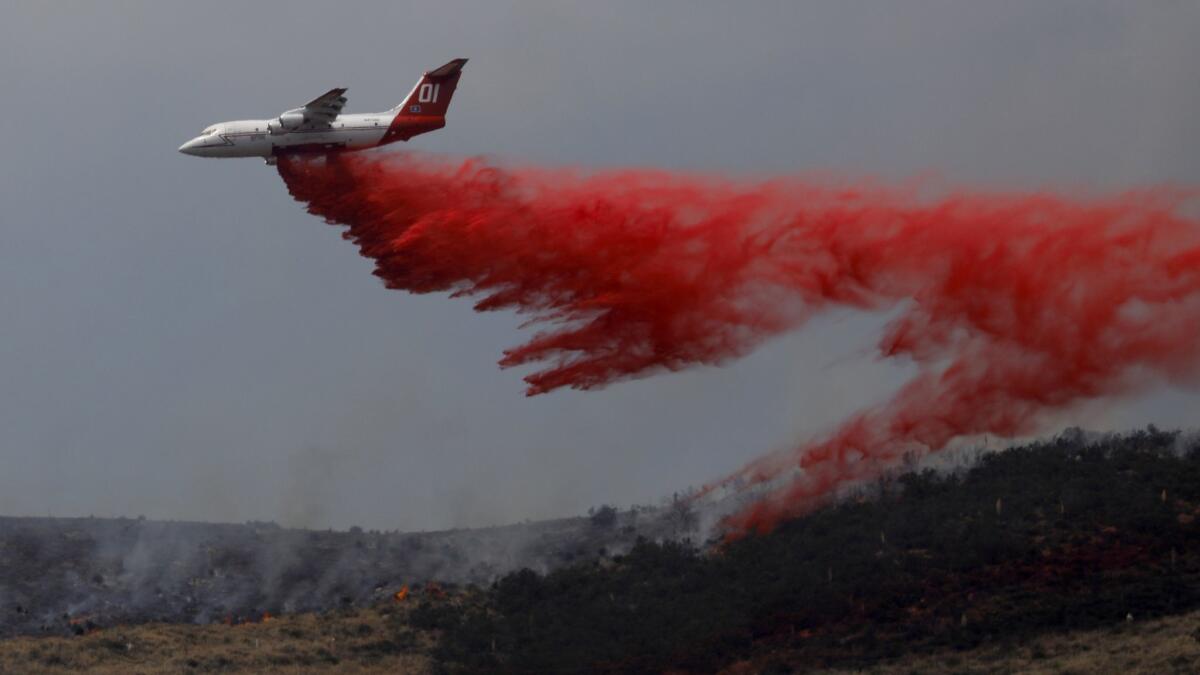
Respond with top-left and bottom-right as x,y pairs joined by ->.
278,153 -> 1200,535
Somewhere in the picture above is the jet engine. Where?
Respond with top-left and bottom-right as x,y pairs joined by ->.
268,111 -> 306,135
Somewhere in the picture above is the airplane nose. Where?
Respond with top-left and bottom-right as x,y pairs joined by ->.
178,137 -> 203,156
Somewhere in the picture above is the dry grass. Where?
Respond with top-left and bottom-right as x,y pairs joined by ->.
7,600 -> 1200,674
809,609 -> 1200,675
0,602 -> 437,674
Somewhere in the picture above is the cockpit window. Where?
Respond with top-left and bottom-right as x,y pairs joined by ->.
202,125 -> 219,136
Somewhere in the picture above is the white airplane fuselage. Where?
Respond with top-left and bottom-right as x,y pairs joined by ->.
179,113 -> 395,161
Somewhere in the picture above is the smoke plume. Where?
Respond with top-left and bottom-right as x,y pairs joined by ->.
278,153 -> 1200,534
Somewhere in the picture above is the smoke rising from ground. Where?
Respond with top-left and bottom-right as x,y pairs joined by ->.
0,510 -> 669,637
278,153 -> 1200,534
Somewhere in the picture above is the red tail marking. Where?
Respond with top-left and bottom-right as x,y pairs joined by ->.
382,58 -> 467,145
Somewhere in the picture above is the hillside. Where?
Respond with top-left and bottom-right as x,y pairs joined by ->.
0,507 -> 683,639
2,427 -> 1198,673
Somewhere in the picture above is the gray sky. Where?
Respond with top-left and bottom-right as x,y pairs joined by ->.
1,2 -> 1198,531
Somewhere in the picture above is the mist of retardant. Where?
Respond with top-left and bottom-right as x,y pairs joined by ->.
278,153 -> 1200,535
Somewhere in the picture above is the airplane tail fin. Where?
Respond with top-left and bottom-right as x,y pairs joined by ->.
393,58 -> 467,117
381,59 -> 467,144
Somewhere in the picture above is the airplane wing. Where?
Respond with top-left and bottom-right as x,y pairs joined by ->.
299,87 -> 348,126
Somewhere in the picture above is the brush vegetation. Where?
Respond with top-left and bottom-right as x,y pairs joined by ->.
428,427 -> 1200,672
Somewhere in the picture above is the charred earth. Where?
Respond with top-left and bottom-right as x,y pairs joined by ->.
0,506 -> 674,640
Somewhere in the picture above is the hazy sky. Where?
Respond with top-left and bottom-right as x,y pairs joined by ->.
1,2 -> 1198,531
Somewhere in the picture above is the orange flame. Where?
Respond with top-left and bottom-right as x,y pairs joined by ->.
393,585 -> 409,603
262,611 -> 273,623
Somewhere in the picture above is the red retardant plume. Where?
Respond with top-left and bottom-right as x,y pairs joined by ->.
278,153 -> 1200,535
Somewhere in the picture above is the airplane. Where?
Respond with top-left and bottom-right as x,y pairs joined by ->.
178,58 -> 467,164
